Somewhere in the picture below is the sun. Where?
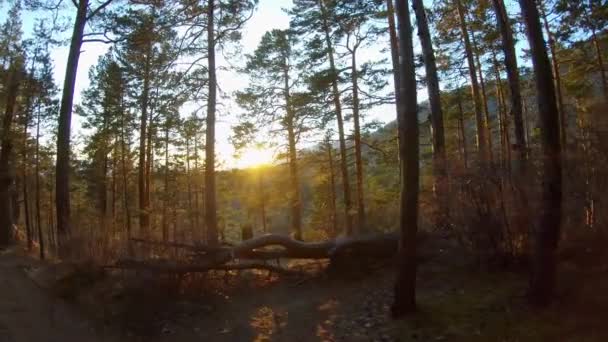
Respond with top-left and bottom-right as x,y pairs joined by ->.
234,146 -> 275,169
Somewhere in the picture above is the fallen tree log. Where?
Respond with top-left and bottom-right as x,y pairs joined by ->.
123,232 -> 403,275
106,259 -> 299,275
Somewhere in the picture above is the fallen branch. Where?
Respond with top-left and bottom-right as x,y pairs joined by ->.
106,259 -> 299,276
123,232 -> 402,275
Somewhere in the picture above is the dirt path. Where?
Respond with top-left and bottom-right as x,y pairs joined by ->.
0,248 -> 117,342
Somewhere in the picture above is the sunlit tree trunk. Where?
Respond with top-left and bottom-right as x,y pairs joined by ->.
412,0 -> 448,226
326,138 -> 338,238
471,31 -> 493,163
493,0 -> 527,159
319,0 -> 353,236
205,0 -> 219,246
455,0 -> 488,164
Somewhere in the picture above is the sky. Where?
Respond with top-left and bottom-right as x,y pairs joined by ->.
1,0 -> 532,169
1,0 -> 409,169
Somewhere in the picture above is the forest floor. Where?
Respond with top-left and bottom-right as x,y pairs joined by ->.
2,235 -> 608,341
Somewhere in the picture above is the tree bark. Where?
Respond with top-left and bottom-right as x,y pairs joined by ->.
492,0 -> 527,159
326,138 -> 338,238
55,0 -> 89,254
350,49 -> 366,233
412,0 -> 448,226
162,124 -> 169,242
138,43 -> 152,240
539,1 -> 566,147
392,0 -> 419,317
518,0 -> 562,307
471,31 -> 493,163
283,58 -> 302,240
205,0 -> 219,246
455,0 -> 488,164
387,0 -> 401,121
119,96 -> 132,256
457,92 -> 468,169
35,101 -> 44,259
0,59 -> 21,246
318,0 -> 353,236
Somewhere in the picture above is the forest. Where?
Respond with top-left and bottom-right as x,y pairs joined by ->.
0,0 -> 607,340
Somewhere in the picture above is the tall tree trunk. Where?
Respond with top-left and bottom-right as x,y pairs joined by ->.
193,136 -> 200,238
492,55 -> 511,169
412,0 -> 448,226
258,170 -> 267,233
319,0 -> 353,236
120,104 -> 133,256
145,109 -> 153,234
471,31 -> 493,163
350,50 -> 366,233
205,0 -> 219,246
162,124 -> 169,242
582,2 -> 608,98
539,1 -> 566,147
186,135 -> 194,237
387,0 -> 401,119
455,0 -> 488,164
492,0 -> 527,159
35,102 -> 44,259
392,0 -> 419,317
0,59 -> 21,246
138,43 -> 152,240
286,121 -> 301,240
326,139 -> 338,238
56,0 -> 89,254
283,59 -> 302,240
457,92 -> 468,169
22,65 -> 34,250
518,0 -> 562,306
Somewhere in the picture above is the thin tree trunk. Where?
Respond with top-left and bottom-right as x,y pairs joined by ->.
22,61 -> 34,250
457,92 -> 468,169
471,31 -> 493,163
35,101 -> 44,259
387,0 -> 401,120
193,135 -> 200,238
0,59 -> 21,246
145,109 -> 153,235
455,0 -> 488,164
350,49 -> 366,233
412,0 -> 448,226
205,0 -> 219,246
283,58 -> 302,240
186,135 -> 194,236
162,124 -> 169,242
138,42 -> 152,240
326,139 -> 338,238
258,170 -> 267,233
493,0 -> 526,162
120,98 -> 132,256
492,55 -> 511,170
518,0 -> 562,306
319,0 -> 353,236
392,0 -> 419,317
539,2 -> 566,147
55,0 -> 89,254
